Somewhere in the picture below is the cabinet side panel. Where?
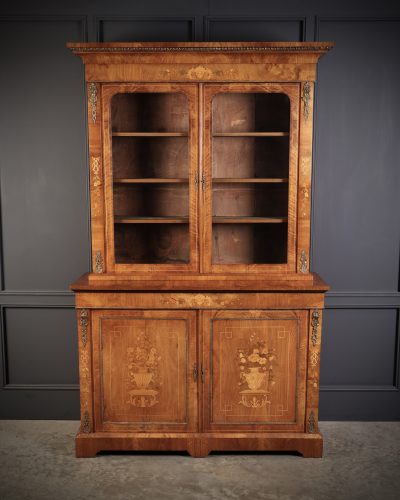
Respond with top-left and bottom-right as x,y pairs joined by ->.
297,81 -> 314,274
87,79 -> 106,274
306,309 -> 323,433
77,309 -> 93,433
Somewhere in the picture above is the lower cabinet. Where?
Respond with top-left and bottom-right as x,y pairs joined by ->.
76,301 -> 323,457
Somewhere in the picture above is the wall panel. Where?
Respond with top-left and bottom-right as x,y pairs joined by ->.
205,17 -> 305,41
97,17 -> 195,42
3,307 -> 78,388
0,17 -> 90,292
313,19 -> 400,292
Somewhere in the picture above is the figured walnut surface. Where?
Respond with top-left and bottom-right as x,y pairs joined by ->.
70,41 -> 331,458
71,272 -> 329,292
67,42 -> 333,83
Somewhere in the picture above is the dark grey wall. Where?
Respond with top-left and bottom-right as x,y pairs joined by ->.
0,0 -> 399,420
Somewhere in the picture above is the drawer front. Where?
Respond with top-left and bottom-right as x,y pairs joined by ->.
91,309 -> 197,432
202,309 -> 308,432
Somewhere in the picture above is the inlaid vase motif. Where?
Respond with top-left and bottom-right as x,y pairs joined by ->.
126,331 -> 162,408
237,332 -> 277,408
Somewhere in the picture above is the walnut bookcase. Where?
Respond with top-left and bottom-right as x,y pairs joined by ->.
68,41 -> 332,458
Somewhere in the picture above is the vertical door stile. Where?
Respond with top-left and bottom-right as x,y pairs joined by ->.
198,83 -> 205,274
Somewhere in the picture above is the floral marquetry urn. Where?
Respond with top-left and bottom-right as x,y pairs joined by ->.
238,333 -> 276,408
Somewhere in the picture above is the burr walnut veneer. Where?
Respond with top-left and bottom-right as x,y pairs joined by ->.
68,41 -> 332,458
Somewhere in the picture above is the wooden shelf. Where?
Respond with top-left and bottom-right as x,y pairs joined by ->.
213,178 -> 288,184
114,178 -> 188,184
114,216 -> 189,224
213,132 -> 289,137
213,216 -> 288,224
112,132 -> 188,137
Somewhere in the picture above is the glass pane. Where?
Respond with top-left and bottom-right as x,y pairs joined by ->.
111,92 -> 190,264
211,92 -> 290,265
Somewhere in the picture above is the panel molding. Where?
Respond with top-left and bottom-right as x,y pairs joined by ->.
0,14 -> 90,294
311,15 -> 400,290
3,383 -> 79,391
325,292 -> 400,309
95,15 -> 196,42
314,16 -> 400,40
204,16 -> 306,41
321,385 -> 398,392
0,294 -> 75,308
0,305 -> 77,391
321,307 -> 400,397
311,16 -> 400,299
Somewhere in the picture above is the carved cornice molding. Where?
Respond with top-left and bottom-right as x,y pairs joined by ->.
69,45 -> 332,54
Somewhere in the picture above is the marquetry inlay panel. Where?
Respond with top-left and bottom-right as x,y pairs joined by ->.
99,316 -> 188,425
78,309 -> 93,434
306,309 -> 323,433
210,316 -> 301,425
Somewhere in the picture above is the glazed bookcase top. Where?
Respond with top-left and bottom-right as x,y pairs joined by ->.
68,40 -> 332,283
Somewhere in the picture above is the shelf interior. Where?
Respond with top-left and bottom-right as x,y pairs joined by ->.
212,183 -> 288,218
113,132 -> 188,137
213,178 -> 288,183
210,92 -> 290,265
212,93 -> 290,134
115,216 -> 189,224
114,178 -> 188,184
112,136 -> 188,179
213,132 -> 288,137
111,92 -> 191,265
212,223 -> 288,265
114,223 -> 189,264
213,217 -> 287,224
112,92 -> 189,133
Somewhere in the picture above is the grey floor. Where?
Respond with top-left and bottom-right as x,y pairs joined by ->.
0,421 -> 399,500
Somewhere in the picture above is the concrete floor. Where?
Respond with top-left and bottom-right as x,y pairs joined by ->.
0,422 -> 399,500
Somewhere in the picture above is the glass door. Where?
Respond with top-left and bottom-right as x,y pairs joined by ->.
202,84 -> 299,273
102,84 -> 198,272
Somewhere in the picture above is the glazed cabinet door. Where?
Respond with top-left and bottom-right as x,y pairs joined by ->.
92,310 -> 197,432
201,310 -> 308,432
202,84 -> 300,274
101,84 -> 199,273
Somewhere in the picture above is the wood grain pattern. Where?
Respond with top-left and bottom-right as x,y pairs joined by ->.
91,309 -> 197,433
101,83 -> 199,273
203,83 -> 299,273
72,272 -> 328,291
75,292 -> 325,310
201,310 -> 307,432
87,83 -> 106,274
297,82 -> 315,273
306,309 -> 323,434
77,309 -> 93,434
76,431 -> 323,458
69,41 -> 331,458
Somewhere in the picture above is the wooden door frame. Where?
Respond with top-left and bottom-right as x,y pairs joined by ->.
201,309 -> 308,432
101,83 -> 199,273
201,83 -> 300,274
91,309 -> 198,432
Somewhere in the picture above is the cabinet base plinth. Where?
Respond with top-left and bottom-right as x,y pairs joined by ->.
75,431 -> 323,458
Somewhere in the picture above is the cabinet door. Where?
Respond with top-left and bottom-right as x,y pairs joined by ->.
202,310 -> 307,432
92,310 -> 197,432
202,84 -> 300,274
102,83 -> 199,273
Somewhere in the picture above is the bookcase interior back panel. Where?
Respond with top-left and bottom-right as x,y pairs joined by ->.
110,91 -> 191,264
211,92 -> 290,265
